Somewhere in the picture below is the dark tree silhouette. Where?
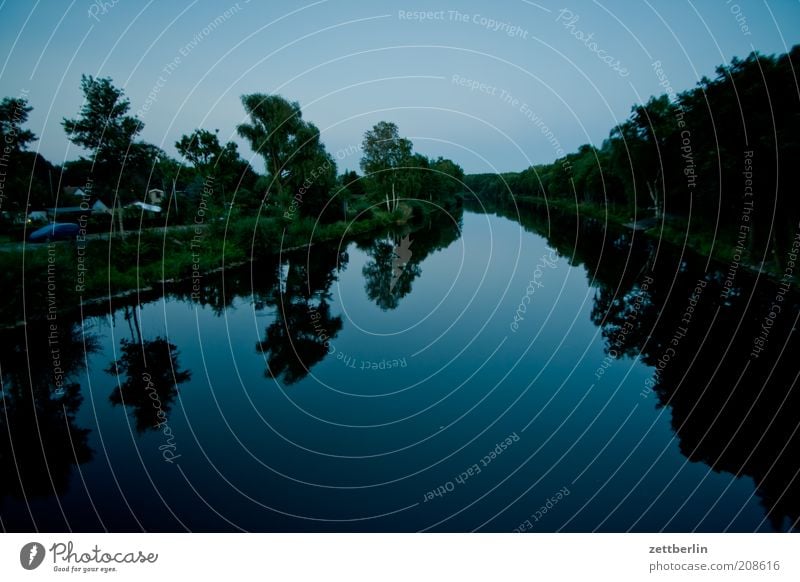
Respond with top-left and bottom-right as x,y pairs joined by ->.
107,337 -> 191,433
0,321 -> 96,501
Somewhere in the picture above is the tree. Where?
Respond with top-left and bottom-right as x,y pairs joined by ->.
176,128 -> 245,184
153,153 -> 186,215
120,142 -> 162,195
238,94 -> 336,219
360,121 -> 413,203
336,170 -> 367,219
177,128 -> 257,207
62,75 -> 142,196
431,156 -> 465,196
608,94 -> 676,218
0,97 -> 36,152
176,129 -> 226,172
281,121 -> 337,220
0,97 -> 56,211
340,170 -> 365,197
417,156 -> 466,206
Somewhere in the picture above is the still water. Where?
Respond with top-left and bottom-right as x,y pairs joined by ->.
2,204 -> 798,531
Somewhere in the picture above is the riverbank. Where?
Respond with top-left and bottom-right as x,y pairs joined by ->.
511,195 -> 792,281
0,209 -> 407,328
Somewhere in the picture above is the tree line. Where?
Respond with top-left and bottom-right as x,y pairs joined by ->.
0,76 -> 464,230
467,45 -> 800,270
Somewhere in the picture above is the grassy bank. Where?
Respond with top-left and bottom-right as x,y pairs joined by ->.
0,208 -> 406,327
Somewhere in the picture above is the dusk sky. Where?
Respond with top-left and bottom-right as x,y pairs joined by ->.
2,0 -> 799,174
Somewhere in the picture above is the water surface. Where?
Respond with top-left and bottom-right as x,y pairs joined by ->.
2,204 -> 797,532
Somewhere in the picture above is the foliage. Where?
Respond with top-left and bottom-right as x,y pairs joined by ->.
0,97 -> 36,152
237,93 -> 337,220
176,128 -> 258,206
360,121 -> 413,201
62,76 -> 143,199
468,45 -> 800,273
360,122 -> 465,211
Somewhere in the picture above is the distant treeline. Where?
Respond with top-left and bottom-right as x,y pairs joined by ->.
466,46 -> 800,268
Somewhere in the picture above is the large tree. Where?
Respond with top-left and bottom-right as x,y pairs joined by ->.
62,75 -> 142,197
360,121 -> 413,204
237,93 -> 336,220
608,94 -> 677,218
430,156 -> 466,197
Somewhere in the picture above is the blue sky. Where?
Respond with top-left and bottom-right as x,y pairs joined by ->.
1,0 -> 799,174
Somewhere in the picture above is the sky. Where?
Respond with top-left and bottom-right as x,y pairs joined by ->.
1,0 -> 799,175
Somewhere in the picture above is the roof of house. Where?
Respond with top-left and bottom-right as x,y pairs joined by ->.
63,186 -> 92,198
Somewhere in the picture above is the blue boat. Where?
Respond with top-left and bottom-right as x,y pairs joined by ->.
28,222 -> 80,243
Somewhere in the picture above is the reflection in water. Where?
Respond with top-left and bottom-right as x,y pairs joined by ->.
0,321 -> 95,500
1,201 -> 797,531
107,335 -> 191,433
257,246 -> 346,385
256,213 -> 463,383
480,199 -> 800,531
259,298 -> 342,385
360,215 -> 463,311
169,257 -> 281,315
362,234 -> 422,311
391,234 -> 414,292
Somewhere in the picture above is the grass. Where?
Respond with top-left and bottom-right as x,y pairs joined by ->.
0,207 -> 408,327
650,218 -> 787,278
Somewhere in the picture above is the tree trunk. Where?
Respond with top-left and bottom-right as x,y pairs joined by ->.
116,199 -> 125,238
646,181 -> 661,219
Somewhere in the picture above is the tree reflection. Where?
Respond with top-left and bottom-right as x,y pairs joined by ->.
360,211 -> 462,311
493,197 -> 800,531
362,235 -> 422,310
0,321 -> 95,500
168,257 -> 281,315
257,246 -> 345,385
107,336 -> 191,433
258,298 -> 342,385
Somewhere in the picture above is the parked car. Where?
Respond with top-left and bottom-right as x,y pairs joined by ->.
28,222 -> 80,243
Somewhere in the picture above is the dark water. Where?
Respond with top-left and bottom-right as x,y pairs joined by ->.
2,203 -> 798,532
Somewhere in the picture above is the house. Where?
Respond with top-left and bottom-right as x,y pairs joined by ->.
27,210 -> 48,223
63,186 -> 88,199
91,199 -> 111,214
147,188 -> 166,205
